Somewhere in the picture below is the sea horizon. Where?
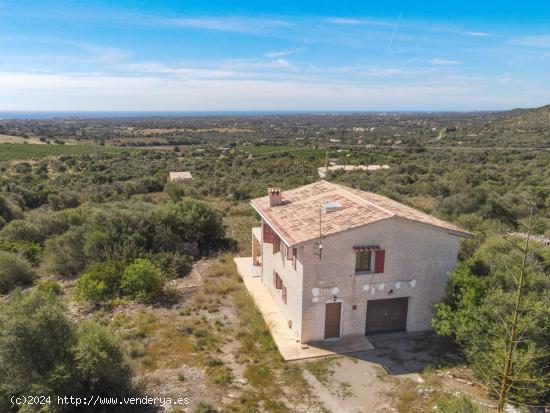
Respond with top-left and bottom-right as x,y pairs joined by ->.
0,109 -> 500,120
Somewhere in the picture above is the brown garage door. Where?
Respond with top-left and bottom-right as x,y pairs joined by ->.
365,298 -> 408,334
324,302 -> 342,339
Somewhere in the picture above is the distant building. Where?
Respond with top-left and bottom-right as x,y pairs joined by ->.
317,165 -> 390,178
246,181 -> 470,343
168,171 -> 193,182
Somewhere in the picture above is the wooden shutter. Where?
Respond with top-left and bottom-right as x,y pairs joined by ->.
292,248 -> 297,270
275,273 -> 282,289
286,245 -> 293,260
263,223 -> 275,243
273,235 -> 281,253
374,249 -> 385,273
282,286 -> 287,304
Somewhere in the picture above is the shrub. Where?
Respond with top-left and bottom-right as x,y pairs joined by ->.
0,240 -> 43,264
0,251 -> 33,294
42,227 -> 86,276
73,322 -> 134,398
151,252 -> 193,278
0,219 -> 42,243
0,290 -> 141,412
76,260 -> 124,303
120,259 -> 164,300
36,279 -> 62,295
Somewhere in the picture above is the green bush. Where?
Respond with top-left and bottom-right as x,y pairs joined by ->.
42,227 -> 86,276
0,240 -> 43,264
0,219 -> 42,243
76,260 -> 124,303
151,251 -> 193,278
0,289 -> 141,412
73,322 -> 134,398
0,251 -> 33,294
120,259 -> 164,300
436,395 -> 484,412
36,279 -> 62,295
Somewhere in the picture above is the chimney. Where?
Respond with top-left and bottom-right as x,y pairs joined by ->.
268,187 -> 283,206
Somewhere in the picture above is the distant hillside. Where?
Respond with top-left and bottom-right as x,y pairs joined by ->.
493,105 -> 550,130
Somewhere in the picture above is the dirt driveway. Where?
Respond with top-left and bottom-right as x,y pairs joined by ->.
298,332 -> 495,413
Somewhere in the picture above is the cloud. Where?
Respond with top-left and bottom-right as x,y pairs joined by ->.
386,13 -> 402,50
431,58 -> 461,65
265,50 -> 293,58
121,57 -> 300,79
512,35 -> 550,48
161,16 -> 292,35
77,42 -> 131,63
0,71 -> 493,111
465,31 -> 491,37
326,18 -> 363,25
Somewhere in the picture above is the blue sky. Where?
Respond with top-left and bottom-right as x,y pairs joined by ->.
1,0 -> 549,111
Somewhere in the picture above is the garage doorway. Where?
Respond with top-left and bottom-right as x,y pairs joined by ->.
324,302 -> 342,339
365,297 -> 408,334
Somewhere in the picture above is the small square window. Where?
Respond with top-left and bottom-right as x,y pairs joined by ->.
355,250 -> 372,273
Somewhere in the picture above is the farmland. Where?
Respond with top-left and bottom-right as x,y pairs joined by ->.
0,143 -> 127,161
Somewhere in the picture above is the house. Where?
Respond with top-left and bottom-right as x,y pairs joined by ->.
168,171 -> 193,182
249,180 -> 471,343
317,164 -> 390,178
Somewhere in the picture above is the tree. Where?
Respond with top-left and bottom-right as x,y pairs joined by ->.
434,206 -> 550,409
494,206 -> 549,410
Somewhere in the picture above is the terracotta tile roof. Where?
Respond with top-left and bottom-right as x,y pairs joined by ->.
250,180 -> 471,245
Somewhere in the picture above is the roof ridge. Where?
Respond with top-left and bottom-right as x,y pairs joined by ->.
321,180 -> 396,217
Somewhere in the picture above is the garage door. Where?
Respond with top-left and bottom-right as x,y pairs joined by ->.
365,297 -> 408,334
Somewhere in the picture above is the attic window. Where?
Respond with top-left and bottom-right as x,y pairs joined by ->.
323,202 -> 343,213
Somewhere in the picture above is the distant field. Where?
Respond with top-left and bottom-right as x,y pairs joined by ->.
241,145 -> 327,159
0,143 -> 126,161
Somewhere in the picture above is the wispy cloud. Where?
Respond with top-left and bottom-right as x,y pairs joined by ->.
386,13 -> 402,51
512,35 -> 550,48
265,50 -> 293,58
326,17 -> 363,25
431,58 -> 461,65
161,16 -> 292,35
465,31 -> 491,37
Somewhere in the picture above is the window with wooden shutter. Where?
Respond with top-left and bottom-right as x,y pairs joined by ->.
263,223 -> 273,243
274,272 -> 282,289
292,248 -> 297,270
374,249 -> 385,273
282,285 -> 287,304
355,250 -> 372,273
273,234 -> 281,254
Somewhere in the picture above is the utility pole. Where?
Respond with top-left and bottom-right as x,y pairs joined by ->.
324,145 -> 329,180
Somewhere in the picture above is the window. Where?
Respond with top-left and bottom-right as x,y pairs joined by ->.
281,243 -> 288,265
273,271 -> 282,289
273,234 -> 281,254
263,223 -> 274,243
355,250 -> 372,273
292,247 -> 297,270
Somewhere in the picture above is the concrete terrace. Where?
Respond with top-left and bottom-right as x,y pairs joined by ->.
234,257 -> 374,361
